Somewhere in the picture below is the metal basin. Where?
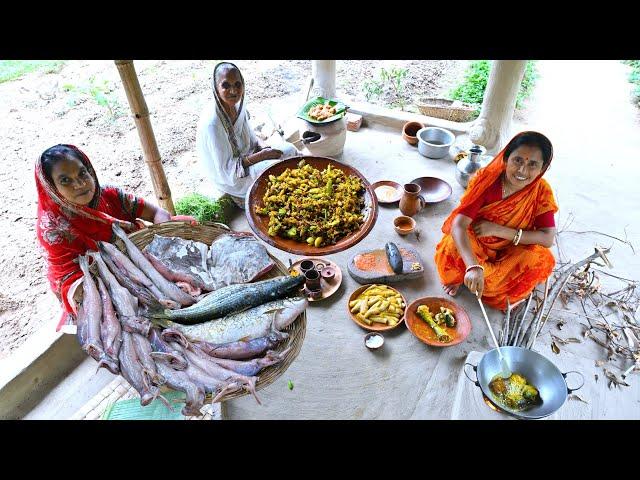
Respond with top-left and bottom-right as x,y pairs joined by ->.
464,346 -> 584,419
416,127 -> 455,159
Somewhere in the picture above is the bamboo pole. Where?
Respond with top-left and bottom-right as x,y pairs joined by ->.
114,60 -> 175,214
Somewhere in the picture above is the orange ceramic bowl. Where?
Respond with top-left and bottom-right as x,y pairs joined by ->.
405,297 -> 472,347
402,121 -> 424,146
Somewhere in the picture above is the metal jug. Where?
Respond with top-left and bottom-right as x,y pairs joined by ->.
456,145 -> 490,188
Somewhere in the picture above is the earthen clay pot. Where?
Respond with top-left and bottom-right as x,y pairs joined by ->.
399,183 -> 426,217
394,215 -> 416,235
402,121 -> 424,146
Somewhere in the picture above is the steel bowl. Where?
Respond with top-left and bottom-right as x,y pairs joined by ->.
416,127 -> 455,159
464,346 -> 584,420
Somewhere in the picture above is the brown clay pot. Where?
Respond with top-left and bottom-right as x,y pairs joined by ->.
399,183 -> 426,217
393,215 -> 416,235
402,121 -> 424,146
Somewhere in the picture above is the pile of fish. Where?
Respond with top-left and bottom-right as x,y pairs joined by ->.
75,223 -> 307,416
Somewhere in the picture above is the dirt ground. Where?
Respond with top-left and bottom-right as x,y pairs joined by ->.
0,59 -> 470,358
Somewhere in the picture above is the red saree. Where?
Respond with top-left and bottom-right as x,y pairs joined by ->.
434,135 -> 558,310
35,146 -> 145,330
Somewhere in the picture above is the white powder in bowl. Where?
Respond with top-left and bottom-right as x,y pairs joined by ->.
365,334 -> 384,349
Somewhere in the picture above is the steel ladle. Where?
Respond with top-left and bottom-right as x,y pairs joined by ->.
476,292 -> 512,379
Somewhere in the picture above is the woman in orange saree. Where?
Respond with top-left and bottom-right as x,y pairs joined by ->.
434,131 -> 558,310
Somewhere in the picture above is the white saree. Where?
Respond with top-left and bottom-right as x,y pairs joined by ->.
196,97 -> 298,199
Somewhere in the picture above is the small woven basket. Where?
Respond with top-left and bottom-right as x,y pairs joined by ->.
415,98 -> 477,123
115,221 -> 307,403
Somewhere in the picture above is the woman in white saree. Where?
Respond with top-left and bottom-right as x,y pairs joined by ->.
196,62 -> 299,208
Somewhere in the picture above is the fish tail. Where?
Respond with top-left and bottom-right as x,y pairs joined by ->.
146,306 -> 170,320
148,316 -> 172,329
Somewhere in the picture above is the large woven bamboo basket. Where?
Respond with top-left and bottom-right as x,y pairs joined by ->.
114,220 -> 307,403
415,97 -> 477,123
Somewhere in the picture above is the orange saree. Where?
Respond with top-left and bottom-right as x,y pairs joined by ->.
434,139 -> 558,310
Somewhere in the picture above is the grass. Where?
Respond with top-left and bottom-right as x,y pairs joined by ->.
622,60 -> 640,101
175,193 -> 230,224
449,60 -> 539,117
0,60 -> 66,83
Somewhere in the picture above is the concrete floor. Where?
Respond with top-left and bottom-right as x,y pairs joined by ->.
24,60 -> 640,419
221,60 -> 640,419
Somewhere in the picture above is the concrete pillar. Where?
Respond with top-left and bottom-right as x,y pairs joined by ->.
469,60 -> 527,154
311,60 -> 336,99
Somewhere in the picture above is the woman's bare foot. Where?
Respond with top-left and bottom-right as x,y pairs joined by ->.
442,284 -> 460,296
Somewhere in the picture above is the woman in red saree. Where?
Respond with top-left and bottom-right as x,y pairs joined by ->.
35,144 -> 194,330
434,131 -> 558,310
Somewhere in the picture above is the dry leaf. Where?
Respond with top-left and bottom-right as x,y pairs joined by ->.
623,327 -> 637,349
604,369 -> 631,388
551,342 -> 560,354
569,394 -> 589,404
551,334 -> 582,345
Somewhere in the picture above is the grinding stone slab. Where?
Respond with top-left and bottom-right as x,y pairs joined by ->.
348,244 -> 425,284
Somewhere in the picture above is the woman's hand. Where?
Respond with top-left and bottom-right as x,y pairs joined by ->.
152,209 -> 172,224
259,147 -> 283,161
464,267 -> 485,297
170,215 -> 198,226
472,220 -> 506,238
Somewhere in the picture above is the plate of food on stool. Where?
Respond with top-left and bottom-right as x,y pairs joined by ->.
289,257 -> 342,302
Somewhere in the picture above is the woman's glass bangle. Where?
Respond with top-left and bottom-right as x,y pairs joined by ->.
513,228 -> 523,246
465,264 -> 485,274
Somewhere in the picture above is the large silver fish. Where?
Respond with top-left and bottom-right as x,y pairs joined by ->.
153,297 -> 307,345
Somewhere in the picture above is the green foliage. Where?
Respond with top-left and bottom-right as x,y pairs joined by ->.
362,66 -> 409,110
0,60 -> 66,83
175,193 -> 230,224
623,60 -> 640,102
449,60 -> 538,110
449,60 -> 491,106
62,75 -> 121,118
517,61 -> 538,108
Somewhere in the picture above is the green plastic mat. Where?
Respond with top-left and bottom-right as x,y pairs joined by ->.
101,390 -> 187,420
296,96 -> 348,124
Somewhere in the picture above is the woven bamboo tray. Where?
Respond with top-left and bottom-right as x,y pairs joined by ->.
415,97 -> 476,123
112,220 -> 307,403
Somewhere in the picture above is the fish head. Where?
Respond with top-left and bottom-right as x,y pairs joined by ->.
272,296 -> 308,330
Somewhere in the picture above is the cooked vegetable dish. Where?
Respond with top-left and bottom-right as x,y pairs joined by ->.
255,160 -> 365,248
416,305 -> 456,343
489,373 -> 542,411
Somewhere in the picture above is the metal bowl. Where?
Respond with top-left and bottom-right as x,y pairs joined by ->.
464,346 -> 585,419
364,332 -> 385,350
416,127 -> 455,159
